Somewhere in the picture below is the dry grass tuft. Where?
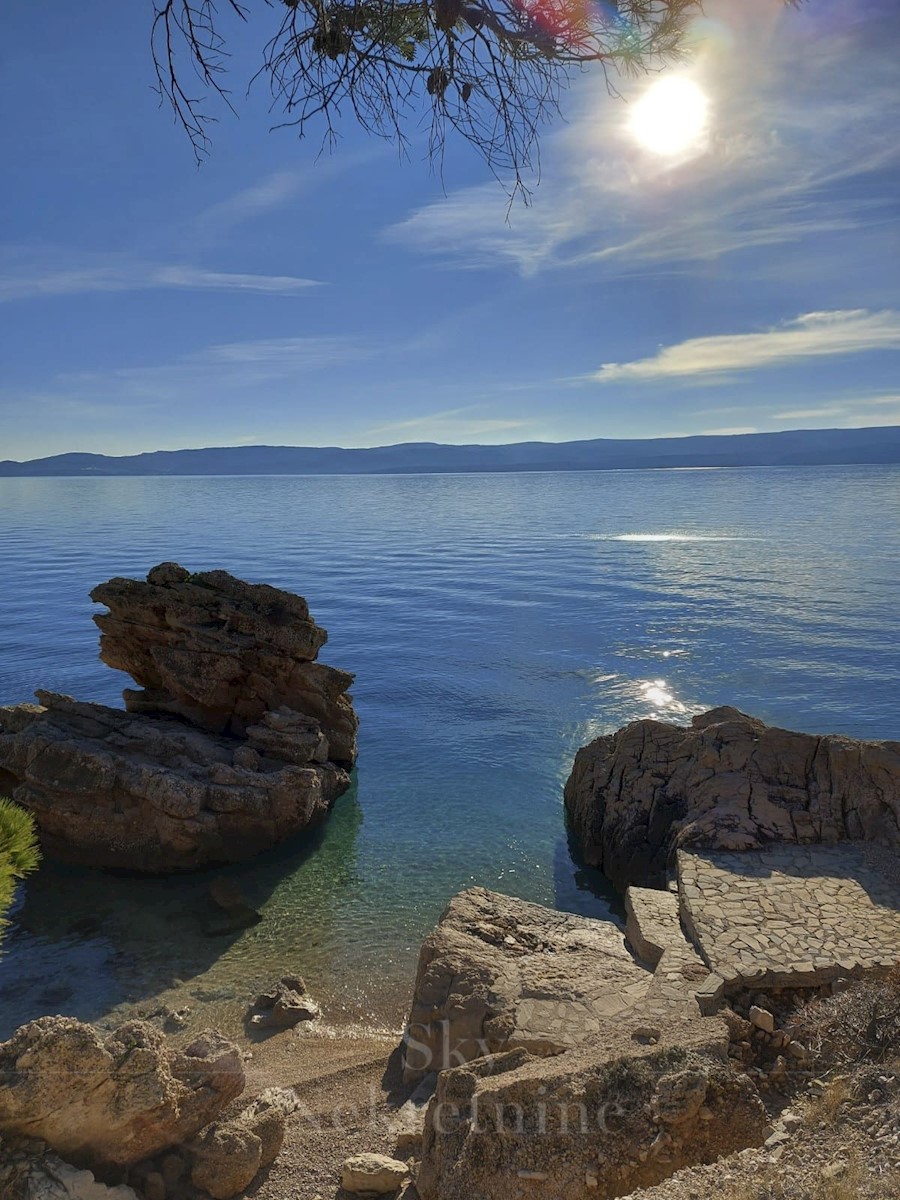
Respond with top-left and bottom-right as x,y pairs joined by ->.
793,969 -> 900,1067
715,1157 -> 900,1200
803,1075 -> 854,1127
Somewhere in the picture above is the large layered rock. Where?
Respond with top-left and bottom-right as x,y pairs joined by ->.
91,564 -> 356,762
564,706 -> 900,892
402,888 -> 652,1083
416,1022 -> 769,1200
0,1019 -> 243,1170
0,563 -> 358,871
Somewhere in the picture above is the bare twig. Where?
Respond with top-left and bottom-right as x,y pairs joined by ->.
151,0 -> 700,181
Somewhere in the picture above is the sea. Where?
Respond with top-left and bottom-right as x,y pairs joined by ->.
0,466 -> 897,1040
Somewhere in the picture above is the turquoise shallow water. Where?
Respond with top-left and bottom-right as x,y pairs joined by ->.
0,466 -> 898,1038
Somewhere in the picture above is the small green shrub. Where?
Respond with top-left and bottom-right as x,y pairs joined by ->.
0,796 -> 40,935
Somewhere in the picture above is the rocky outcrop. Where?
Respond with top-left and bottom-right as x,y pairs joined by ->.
415,1022 -> 769,1200
402,888 -> 652,1083
0,1018 -> 244,1170
564,706 -> 900,892
91,564 -> 356,762
0,563 -> 358,871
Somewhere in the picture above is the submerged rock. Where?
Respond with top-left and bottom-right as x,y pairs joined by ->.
0,564 -> 358,872
564,706 -> 900,891
0,1018 -> 244,1170
247,975 -> 320,1030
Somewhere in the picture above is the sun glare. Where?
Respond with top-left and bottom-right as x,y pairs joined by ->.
629,76 -> 710,157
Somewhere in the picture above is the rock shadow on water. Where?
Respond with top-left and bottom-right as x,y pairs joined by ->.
0,781 -> 363,1040
553,824 -> 625,924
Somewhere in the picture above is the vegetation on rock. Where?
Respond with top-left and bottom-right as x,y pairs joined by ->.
0,796 -> 39,937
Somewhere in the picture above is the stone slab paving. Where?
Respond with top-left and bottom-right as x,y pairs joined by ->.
678,843 -> 900,991
625,885 -> 724,1016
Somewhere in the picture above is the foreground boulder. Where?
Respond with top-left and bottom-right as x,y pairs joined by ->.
0,563 -> 358,871
341,1153 -> 409,1195
0,1018 -> 244,1170
402,888 -> 652,1082
564,706 -> 900,891
416,1022 -> 769,1200
188,1087 -> 298,1199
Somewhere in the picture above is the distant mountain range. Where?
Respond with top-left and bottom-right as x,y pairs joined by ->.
2,426 -> 900,477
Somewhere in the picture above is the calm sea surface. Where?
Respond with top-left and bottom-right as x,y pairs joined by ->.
0,467 -> 898,1039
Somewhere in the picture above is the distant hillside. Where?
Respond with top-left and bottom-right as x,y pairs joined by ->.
2,426 -> 900,477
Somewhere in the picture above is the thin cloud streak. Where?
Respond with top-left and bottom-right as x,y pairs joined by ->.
593,310 -> 900,383
0,258 -> 319,302
359,405 -> 529,443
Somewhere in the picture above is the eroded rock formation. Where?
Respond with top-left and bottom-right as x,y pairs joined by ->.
0,1019 -> 244,1170
91,563 -> 356,763
0,563 -> 358,871
564,706 -> 900,891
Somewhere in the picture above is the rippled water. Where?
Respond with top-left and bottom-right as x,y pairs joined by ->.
0,467 -> 898,1039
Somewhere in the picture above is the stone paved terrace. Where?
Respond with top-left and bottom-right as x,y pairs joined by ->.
678,843 -> 900,992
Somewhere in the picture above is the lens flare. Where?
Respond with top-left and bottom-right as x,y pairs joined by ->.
629,76 -> 710,157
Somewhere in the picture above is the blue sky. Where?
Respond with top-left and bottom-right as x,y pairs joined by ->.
1,0 -> 899,459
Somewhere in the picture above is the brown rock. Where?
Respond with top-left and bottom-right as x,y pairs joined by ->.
190,1124 -> 261,1200
188,1089 -> 297,1199
142,1172 -> 166,1200
0,1018 -> 244,1171
0,564 -> 358,872
652,1068 -> 709,1126
248,979 -> 320,1030
564,706 -> 900,891
91,565 -> 356,760
341,1153 -> 409,1195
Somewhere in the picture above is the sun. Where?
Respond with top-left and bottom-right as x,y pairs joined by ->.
629,76 -> 710,157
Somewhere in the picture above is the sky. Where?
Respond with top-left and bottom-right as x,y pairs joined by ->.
1,0 -> 899,459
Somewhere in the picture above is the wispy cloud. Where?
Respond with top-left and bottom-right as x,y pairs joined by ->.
0,255 -> 319,302
771,392 -> 900,424
359,405 -> 530,443
191,154 -> 383,246
593,310 -> 900,384
385,0 -> 900,278
3,335 -> 373,424
64,335 -> 371,396
193,171 -> 304,240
